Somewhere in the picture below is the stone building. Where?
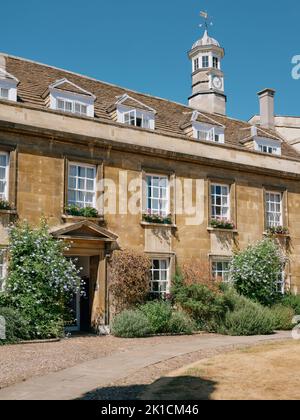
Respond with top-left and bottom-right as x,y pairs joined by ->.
0,28 -> 300,331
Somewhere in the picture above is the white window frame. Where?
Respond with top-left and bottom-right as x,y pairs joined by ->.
150,258 -> 170,296
202,55 -> 209,68
0,251 -> 7,292
254,137 -> 281,156
121,108 -> 154,130
193,122 -> 225,144
0,76 -> 18,102
194,58 -> 199,72
213,56 -> 219,69
265,191 -> 283,228
56,97 -> 88,116
68,162 -> 97,209
211,184 -> 230,221
212,260 -> 231,283
0,87 -> 9,99
277,271 -> 286,295
146,174 -> 170,217
0,152 -> 9,201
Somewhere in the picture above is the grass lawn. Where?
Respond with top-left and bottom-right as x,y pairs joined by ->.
142,340 -> 300,400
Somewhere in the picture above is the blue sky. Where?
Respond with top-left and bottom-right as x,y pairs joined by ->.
1,0 -> 299,120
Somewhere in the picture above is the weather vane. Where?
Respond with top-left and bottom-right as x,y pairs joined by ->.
199,11 -> 213,31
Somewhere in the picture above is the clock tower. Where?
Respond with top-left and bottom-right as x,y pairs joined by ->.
188,24 -> 226,115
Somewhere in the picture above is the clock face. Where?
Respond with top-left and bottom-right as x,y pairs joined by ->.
212,76 -> 223,90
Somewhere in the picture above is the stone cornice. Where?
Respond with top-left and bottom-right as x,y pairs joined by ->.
0,102 -> 300,181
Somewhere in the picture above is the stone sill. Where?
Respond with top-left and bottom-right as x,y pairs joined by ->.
0,209 -> 17,215
207,227 -> 238,234
62,214 -> 104,224
263,232 -> 290,238
140,221 -> 177,229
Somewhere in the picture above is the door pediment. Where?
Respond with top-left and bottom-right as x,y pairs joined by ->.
50,220 -> 118,242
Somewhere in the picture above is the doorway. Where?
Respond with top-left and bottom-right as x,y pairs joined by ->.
66,256 -> 91,333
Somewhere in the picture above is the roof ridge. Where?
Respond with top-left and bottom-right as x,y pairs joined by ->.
0,52 -> 195,112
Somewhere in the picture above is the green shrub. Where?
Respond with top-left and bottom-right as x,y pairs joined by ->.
270,305 -> 295,331
230,239 -> 285,306
281,294 -> 300,315
167,311 -> 195,335
65,205 -> 99,218
139,301 -> 172,334
111,310 -> 153,338
218,294 -> 275,336
4,220 -> 81,340
173,283 -> 233,331
0,307 -> 30,345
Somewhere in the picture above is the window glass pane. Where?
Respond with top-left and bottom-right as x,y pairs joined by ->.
68,164 -> 96,209
65,101 -> 72,112
0,155 -> 7,167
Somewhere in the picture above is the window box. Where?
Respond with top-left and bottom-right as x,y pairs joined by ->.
142,213 -> 172,226
265,226 -> 290,237
62,214 -> 103,224
210,219 -> 235,231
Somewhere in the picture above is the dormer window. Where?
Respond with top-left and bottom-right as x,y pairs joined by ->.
114,94 -> 156,130
194,123 -> 225,144
57,98 -> 88,116
123,109 -> 152,129
47,79 -> 95,118
0,69 -> 18,102
0,88 -> 9,99
254,137 -> 281,156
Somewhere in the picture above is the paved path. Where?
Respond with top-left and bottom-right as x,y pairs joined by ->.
0,331 -> 291,400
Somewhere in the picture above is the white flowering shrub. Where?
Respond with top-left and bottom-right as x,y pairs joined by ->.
3,220 -> 81,339
230,239 -> 286,306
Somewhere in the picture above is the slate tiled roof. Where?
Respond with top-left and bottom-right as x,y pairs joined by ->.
2,54 -> 299,160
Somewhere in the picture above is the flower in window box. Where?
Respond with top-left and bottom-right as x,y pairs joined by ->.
65,205 -> 99,218
0,200 -> 12,211
142,212 -> 172,225
210,218 -> 235,230
266,226 -> 289,236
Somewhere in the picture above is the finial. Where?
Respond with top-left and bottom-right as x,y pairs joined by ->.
199,11 -> 213,31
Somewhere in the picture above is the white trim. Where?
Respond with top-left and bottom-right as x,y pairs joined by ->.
211,183 -> 230,220
145,174 -> 170,217
150,258 -> 171,295
0,68 -> 19,83
0,151 -> 9,201
49,78 -> 96,99
116,93 -> 156,114
265,191 -> 283,228
117,104 -> 155,130
254,137 -> 281,156
68,162 -> 97,209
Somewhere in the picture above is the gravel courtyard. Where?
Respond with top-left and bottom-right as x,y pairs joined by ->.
0,334 -> 211,390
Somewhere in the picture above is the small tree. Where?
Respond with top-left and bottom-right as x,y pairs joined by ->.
109,249 -> 151,312
230,238 -> 286,306
3,220 -> 81,338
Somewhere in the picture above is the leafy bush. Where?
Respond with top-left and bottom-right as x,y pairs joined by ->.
110,250 -> 151,312
218,294 -> 275,336
167,311 -> 195,335
0,307 -> 30,345
230,238 -> 286,306
65,205 -> 99,218
210,218 -> 235,230
281,294 -> 300,315
177,260 -> 220,292
4,221 -> 81,339
0,200 -> 12,211
111,310 -> 153,338
270,305 -> 295,330
142,212 -> 172,225
173,279 -> 233,331
139,301 -> 173,334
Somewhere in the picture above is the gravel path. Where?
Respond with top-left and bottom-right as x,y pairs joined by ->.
81,344 -> 242,400
0,333 -> 209,390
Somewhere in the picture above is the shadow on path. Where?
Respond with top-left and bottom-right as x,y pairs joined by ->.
79,376 -> 217,401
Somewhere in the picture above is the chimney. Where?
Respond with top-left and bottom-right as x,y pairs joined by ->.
258,88 -> 276,129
